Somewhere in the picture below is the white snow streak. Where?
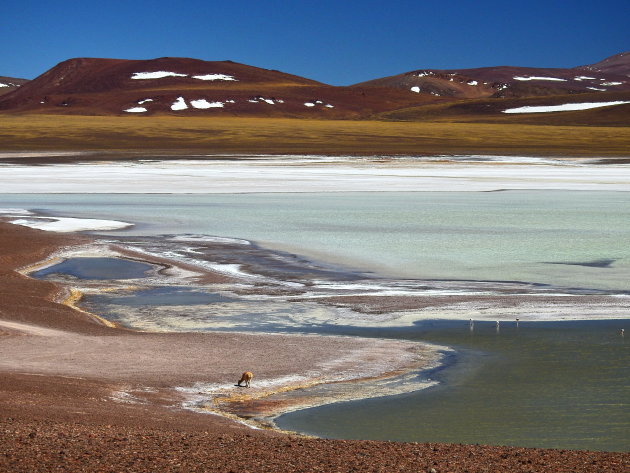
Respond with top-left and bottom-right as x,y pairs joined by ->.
124,107 -> 148,113
192,74 -> 236,81
131,72 -> 237,81
190,99 -> 224,109
513,76 -> 567,82
410,86 -> 420,93
131,71 -> 187,80
503,101 -> 630,114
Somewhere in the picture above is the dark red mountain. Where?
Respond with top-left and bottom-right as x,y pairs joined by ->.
576,51 -> 630,76
354,51 -> 630,99
1,52 -> 628,120
0,57 -> 439,117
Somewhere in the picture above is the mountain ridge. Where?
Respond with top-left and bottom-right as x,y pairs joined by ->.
1,51 -> 628,121
0,56 -> 440,118
354,51 -> 630,99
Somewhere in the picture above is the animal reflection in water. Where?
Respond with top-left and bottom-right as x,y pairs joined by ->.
237,371 -> 253,387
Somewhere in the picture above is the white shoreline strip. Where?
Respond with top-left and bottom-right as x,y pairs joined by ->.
1,157 -> 630,193
8,217 -> 133,233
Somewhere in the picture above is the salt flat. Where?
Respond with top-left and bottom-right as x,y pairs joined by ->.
1,155 -> 630,193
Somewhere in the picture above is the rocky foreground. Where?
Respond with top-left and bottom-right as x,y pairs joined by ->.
2,419 -> 628,473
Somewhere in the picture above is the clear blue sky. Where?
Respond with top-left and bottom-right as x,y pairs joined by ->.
3,0 -> 628,85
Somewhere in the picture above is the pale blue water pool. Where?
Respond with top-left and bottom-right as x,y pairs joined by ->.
3,191 -> 630,291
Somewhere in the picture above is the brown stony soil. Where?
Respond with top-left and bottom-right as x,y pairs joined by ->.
0,222 -> 628,472
2,419 -> 628,473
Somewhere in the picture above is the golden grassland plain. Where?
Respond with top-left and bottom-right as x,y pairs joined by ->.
1,113 -> 630,156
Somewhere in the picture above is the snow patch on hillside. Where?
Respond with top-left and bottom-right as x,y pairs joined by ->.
503,101 -> 630,114
131,72 -> 237,81
304,101 -> 334,108
124,107 -> 148,113
410,86 -> 420,93
190,99 -> 224,109
171,97 -> 188,110
248,96 -> 283,104
513,76 -> 567,82
192,74 -> 236,81
601,81 -> 623,86
574,76 -> 596,81
132,71 -> 187,79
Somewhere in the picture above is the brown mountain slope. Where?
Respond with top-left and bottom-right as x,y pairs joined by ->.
576,50 -> 630,76
354,52 -> 630,99
0,57 -> 441,118
377,90 -> 630,126
0,76 -> 28,96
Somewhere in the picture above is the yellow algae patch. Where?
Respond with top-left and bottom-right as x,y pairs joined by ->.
61,287 -> 118,328
214,380 -> 324,407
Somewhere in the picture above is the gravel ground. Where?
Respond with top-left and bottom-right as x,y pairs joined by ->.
2,419 -> 628,473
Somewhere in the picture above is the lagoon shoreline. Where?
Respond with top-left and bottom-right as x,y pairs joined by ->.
0,222 -> 629,472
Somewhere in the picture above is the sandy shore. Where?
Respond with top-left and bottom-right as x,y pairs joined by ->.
0,222 -> 628,471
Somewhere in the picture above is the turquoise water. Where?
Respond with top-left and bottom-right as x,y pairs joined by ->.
3,191 -> 630,291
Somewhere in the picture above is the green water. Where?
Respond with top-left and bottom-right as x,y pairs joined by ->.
3,191 -> 630,291
276,320 -> 630,451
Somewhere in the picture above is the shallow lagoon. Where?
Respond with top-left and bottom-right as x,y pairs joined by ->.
32,257 -> 153,280
3,191 -> 630,291
6,190 -> 630,450
276,319 -> 629,452
31,257 -> 630,451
